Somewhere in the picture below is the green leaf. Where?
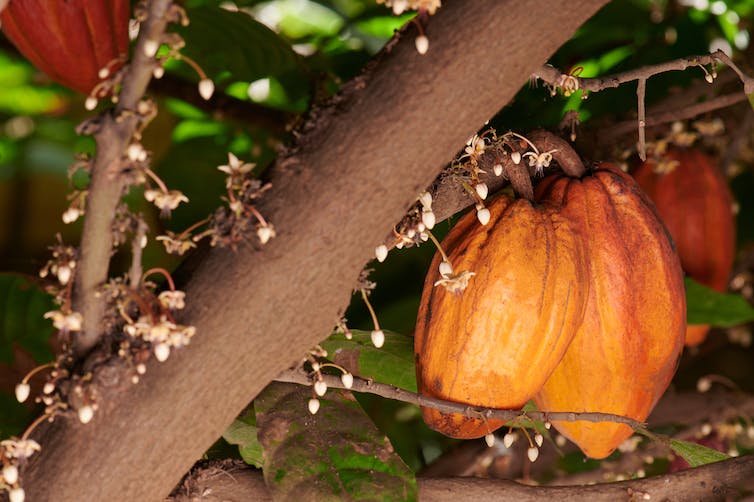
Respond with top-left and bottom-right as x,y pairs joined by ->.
223,419 -> 264,468
176,6 -> 302,84
255,382 -> 417,501
669,439 -> 729,467
321,330 -> 416,392
0,273 -> 55,364
685,277 -> 754,326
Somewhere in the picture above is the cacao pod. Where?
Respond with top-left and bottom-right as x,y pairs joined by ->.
1,0 -> 130,95
633,148 -> 736,346
533,164 -> 686,459
415,195 -> 588,439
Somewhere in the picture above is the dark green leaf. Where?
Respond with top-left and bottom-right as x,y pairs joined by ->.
669,439 -> 729,467
223,419 -> 264,468
0,273 -> 55,364
256,382 -> 417,501
176,7 -> 302,84
321,330 -> 416,392
685,277 -> 754,326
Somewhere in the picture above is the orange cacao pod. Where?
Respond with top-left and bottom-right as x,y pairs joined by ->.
533,164 -> 686,459
1,0 -> 130,94
414,195 -> 588,439
633,148 -> 736,346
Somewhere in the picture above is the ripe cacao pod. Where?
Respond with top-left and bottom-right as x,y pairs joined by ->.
633,148 -> 736,346
415,195 -> 588,439
533,164 -> 686,459
1,0 -> 130,94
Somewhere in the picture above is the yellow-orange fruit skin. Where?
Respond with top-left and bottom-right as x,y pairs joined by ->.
633,149 -> 736,346
533,165 -> 686,459
415,196 -> 588,439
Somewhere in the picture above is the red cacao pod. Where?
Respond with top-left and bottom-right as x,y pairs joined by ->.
533,164 -> 686,459
633,148 -> 736,346
414,195 -> 588,439
1,0 -> 130,94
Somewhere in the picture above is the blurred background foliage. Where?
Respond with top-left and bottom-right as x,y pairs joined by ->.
2,0 -> 754,480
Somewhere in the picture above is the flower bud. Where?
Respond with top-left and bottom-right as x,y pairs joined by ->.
371,329 -> 385,348
198,79 -> 215,100
308,398 -> 320,415
341,373 -> 354,389
511,151 -> 521,165
503,432 -> 517,448
476,208 -> 491,226
78,405 -> 94,424
439,261 -> 453,277
84,96 -> 98,111
493,163 -> 503,176
15,383 -> 30,403
3,464 -> 19,484
475,183 -> 488,200
422,210 -> 436,230
154,343 -> 170,362
314,380 -> 327,397
527,446 -> 539,462
9,487 -> 25,502
484,433 -> 495,447
534,433 -> 543,447
415,35 -> 429,55
375,244 -> 388,263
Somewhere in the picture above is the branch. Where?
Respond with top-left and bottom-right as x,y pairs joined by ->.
73,0 -> 173,355
168,456 -> 754,502
533,50 -> 754,159
23,1 -> 611,500
274,368 -> 648,431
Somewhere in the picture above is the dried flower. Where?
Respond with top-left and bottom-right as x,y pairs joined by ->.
144,189 -> 189,217
44,310 -> 83,332
158,290 -> 186,310
434,270 -> 475,293
156,232 -> 196,256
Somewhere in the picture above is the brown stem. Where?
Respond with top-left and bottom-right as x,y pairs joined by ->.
275,368 -> 647,431
527,130 -> 585,177
73,0 -> 174,356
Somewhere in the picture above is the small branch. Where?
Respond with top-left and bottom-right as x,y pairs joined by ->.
73,0 -> 173,356
533,52 -> 724,93
275,368 -> 647,431
600,91 -> 747,140
637,78 -> 647,160
534,50 -> 754,157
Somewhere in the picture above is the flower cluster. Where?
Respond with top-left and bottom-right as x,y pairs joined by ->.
1,438 -> 41,502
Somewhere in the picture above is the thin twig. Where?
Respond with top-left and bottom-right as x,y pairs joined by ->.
637,78 -> 647,160
73,0 -> 174,356
275,368 -> 648,431
600,91 -> 747,140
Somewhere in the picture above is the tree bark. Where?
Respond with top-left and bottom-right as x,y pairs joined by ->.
24,1 -> 609,500
168,456 -> 754,502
